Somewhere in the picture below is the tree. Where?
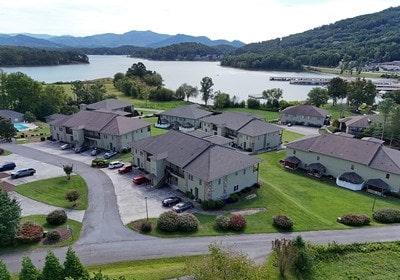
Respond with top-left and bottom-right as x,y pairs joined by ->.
41,251 -> 63,280
186,243 -> 263,280
262,88 -> 283,108
347,78 -> 376,111
272,238 -> 297,277
200,77 -> 214,106
0,117 -> 17,141
63,164 -> 73,180
65,191 -> 80,208
327,77 -> 347,106
0,259 -> 11,280
383,90 -> 400,105
307,87 -> 329,107
378,98 -> 394,140
23,111 -> 36,123
126,62 -> 147,78
176,83 -> 198,102
63,247 -> 89,280
36,85 -> 71,120
0,190 -> 21,246
19,256 -> 40,280
388,105 -> 400,147
213,91 -> 231,109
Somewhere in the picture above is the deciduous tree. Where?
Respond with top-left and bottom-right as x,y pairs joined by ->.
378,98 -> 395,140
176,83 -> 198,102
307,87 -> 329,107
63,164 -> 73,180
200,77 -> 214,106
0,117 -> 17,141
327,77 -> 347,106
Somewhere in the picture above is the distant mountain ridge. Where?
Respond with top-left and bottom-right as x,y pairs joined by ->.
0,30 -> 245,49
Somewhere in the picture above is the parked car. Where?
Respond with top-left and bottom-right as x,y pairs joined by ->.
104,151 -> 118,159
172,201 -> 194,213
118,165 -> 132,174
132,175 -> 149,185
74,146 -> 89,153
108,161 -> 124,169
162,196 -> 182,207
0,162 -> 16,172
60,143 -> 71,150
90,148 -> 100,156
10,168 -> 36,179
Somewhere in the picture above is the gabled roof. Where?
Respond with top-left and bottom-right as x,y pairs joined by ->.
287,134 -> 400,175
201,112 -> 262,131
50,110 -> 149,136
160,104 -> 212,120
132,130 -> 260,181
86,99 -> 132,111
203,135 -> 234,146
186,130 -> 212,138
0,110 -> 23,119
281,105 -> 328,118
238,119 -> 283,137
339,114 -> 379,128
45,113 -> 67,122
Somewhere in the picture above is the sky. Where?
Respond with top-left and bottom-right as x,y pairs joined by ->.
1,0 -> 399,44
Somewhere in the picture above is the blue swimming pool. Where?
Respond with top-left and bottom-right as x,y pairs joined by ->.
14,123 -> 29,131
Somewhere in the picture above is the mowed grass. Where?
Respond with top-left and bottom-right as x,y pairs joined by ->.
15,175 -> 88,210
87,256 -> 202,280
0,215 -> 82,254
223,107 -> 280,121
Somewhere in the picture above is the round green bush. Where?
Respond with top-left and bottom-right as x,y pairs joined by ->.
340,213 -> 370,226
157,211 -> 179,232
215,215 -> 230,230
229,215 -> 247,231
140,221 -> 152,233
273,214 -> 293,230
46,209 -> 68,226
46,230 -> 61,242
373,208 -> 400,223
178,213 -> 200,232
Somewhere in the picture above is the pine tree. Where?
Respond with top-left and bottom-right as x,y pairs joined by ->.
0,190 -> 21,246
63,247 -> 89,280
0,259 -> 11,280
19,256 -> 40,280
41,251 -> 63,280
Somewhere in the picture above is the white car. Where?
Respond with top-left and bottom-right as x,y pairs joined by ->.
108,161 -> 124,169
60,143 -> 71,150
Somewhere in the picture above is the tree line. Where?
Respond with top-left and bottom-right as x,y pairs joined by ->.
0,46 -> 88,66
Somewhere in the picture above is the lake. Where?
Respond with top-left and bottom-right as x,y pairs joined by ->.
1,55 -> 333,102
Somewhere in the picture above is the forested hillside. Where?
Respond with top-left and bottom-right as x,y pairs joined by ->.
221,6 -> 400,71
0,46 -> 89,66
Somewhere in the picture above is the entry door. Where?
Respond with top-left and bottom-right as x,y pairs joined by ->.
195,187 -> 199,200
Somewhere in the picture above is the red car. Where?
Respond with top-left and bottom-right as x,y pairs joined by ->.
132,175 -> 149,185
118,165 -> 132,174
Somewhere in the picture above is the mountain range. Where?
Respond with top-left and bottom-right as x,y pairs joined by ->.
0,30 -> 245,49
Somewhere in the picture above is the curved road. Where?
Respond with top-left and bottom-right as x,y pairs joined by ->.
1,143 -> 400,273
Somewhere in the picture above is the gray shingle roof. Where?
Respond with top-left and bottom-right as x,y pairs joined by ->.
160,104 -> 213,120
132,130 -> 260,180
203,135 -> 234,146
339,114 -> 379,128
86,99 -> 132,111
201,112 -> 261,131
238,119 -> 283,137
287,134 -> 400,175
186,130 -> 212,138
281,105 -> 328,118
50,110 -> 150,136
0,110 -> 23,119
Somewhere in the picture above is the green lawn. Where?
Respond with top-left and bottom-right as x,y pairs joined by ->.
0,215 -> 82,254
15,175 -> 88,210
132,150 -> 400,237
87,256 -> 202,280
223,107 -> 280,121
282,130 -> 304,143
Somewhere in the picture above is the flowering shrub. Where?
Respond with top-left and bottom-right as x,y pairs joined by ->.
340,213 -> 370,226
157,211 -> 179,232
273,215 -> 293,230
215,215 -> 230,231
46,209 -> 68,226
178,213 -> 200,232
373,208 -> 400,223
229,215 -> 247,231
46,230 -> 61,242
15,222 -> 43,244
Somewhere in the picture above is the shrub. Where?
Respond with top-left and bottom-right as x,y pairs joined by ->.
215,215 -> 230,231
373,208 -> 400,223
251,182 -> 261,189
65,190 -> 80,207
46,209 -> 68,226
229,215 -> 247,231
273,215 -> 293,230
157,211 -> 179,232
201,200 -> 209,210
178,213 -> 200,232
215,199 -> 225,209
140,221 -> 152,233
15,222 -> 43,244
226,193 -> 239,204
340,213 -> 370,226
46,230 -> 61,242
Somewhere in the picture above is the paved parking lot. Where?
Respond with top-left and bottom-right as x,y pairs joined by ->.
14,141 -> 190,224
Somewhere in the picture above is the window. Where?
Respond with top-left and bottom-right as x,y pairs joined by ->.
148,127 -> 151,132
293,150 -> 296,155
188,174 -> 193,181
243,169 -> 246,175
234,185 -> 239,191
235,172 -> 238,176
218,178 -> 221,184
317,156 -> 320,161
199,179 -> 202,185
386,174 -> 390,179
351,165 -> 354,170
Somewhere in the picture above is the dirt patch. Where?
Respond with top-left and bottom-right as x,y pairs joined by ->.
0,172 -> 10,179
0,180 -> 16,192
230,208 -> 267,215
41,228 -> 71,245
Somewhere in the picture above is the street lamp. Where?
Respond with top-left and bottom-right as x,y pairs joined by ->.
145,197 -> 149,221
